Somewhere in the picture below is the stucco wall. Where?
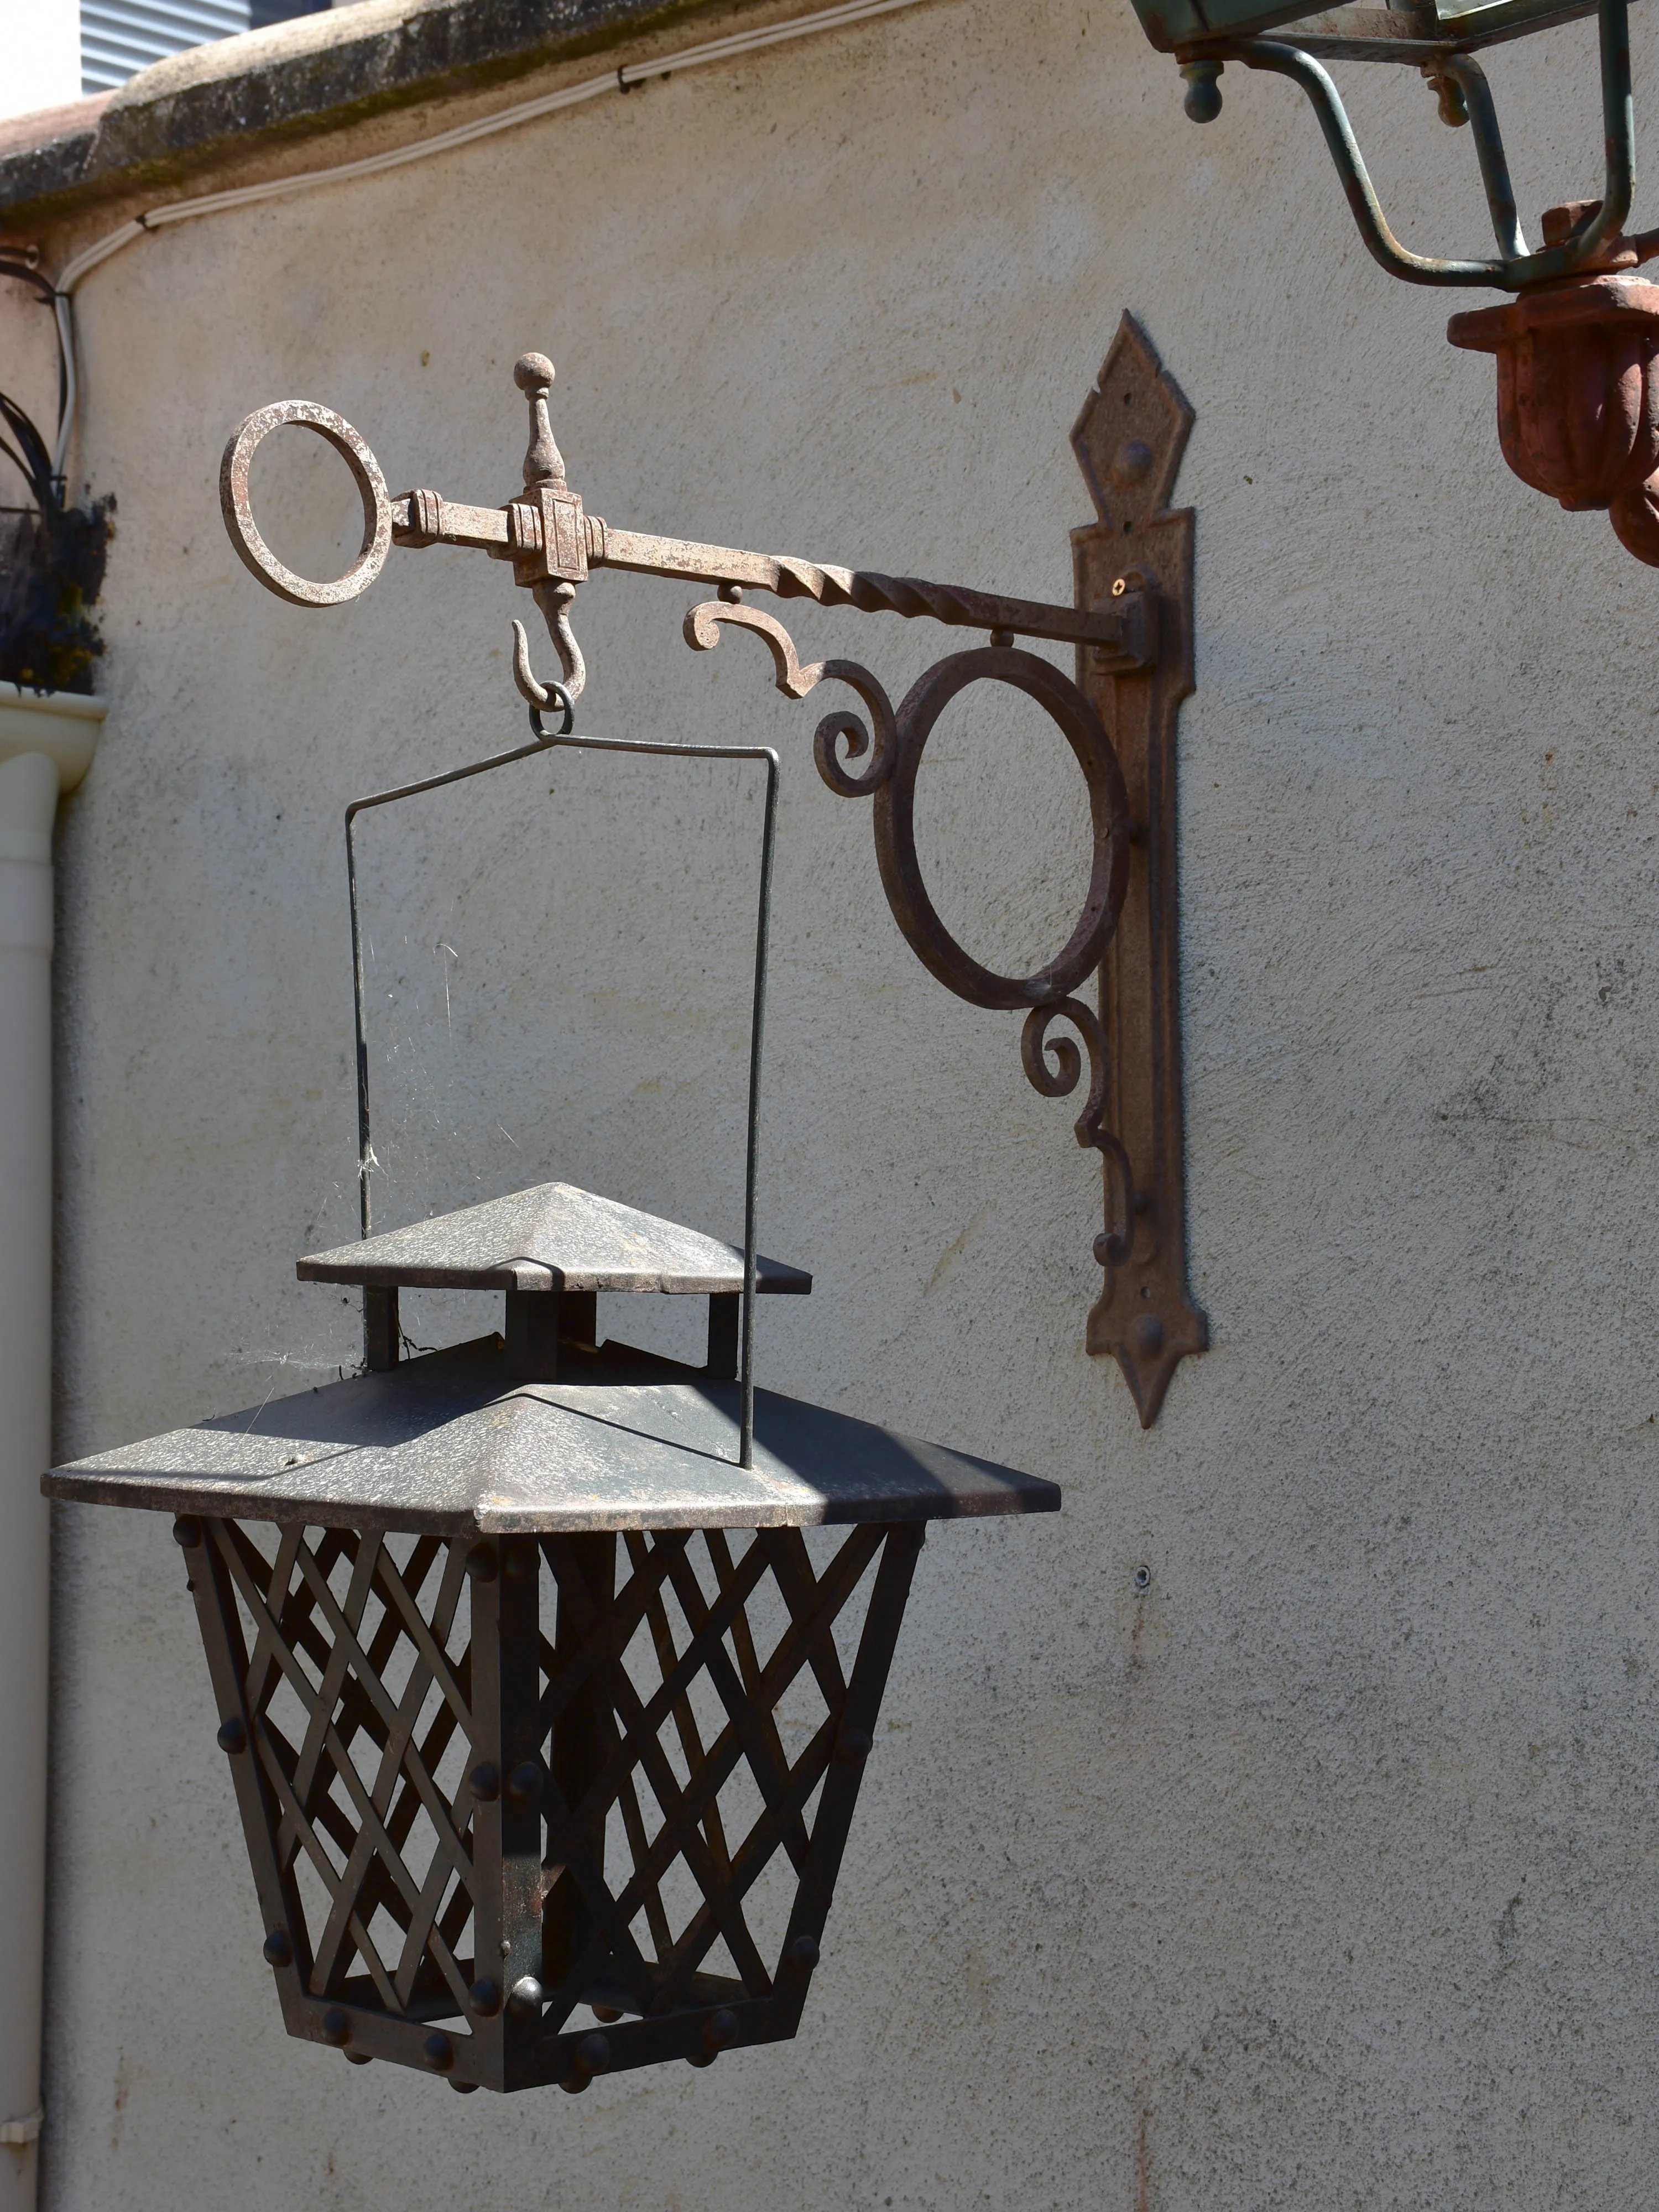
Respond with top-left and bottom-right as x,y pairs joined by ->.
15,0 -> 1659,2203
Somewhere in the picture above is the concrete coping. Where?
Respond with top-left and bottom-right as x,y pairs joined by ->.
0,0 -> 773,231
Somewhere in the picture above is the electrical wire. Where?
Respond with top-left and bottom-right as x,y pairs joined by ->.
41,0 -> 932,477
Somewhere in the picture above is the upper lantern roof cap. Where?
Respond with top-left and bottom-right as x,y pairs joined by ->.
297,1182 -> 811,1297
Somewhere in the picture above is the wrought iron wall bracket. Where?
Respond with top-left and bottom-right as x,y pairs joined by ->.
219,326 -> 1207,1427
1067,317 -> 1208,1425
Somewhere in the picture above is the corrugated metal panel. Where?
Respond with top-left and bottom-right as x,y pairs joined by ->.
82,1 -> 251,94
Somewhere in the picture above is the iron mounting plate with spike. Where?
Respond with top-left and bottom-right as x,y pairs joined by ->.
1072,316 -> 1208,1426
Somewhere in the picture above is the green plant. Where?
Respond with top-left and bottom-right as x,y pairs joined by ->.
0,386 -> 113,696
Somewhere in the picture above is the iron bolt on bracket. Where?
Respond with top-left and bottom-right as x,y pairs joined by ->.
219,324 -> 1206,1424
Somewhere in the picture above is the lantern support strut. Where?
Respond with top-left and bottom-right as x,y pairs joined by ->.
1181,0 -> 1638,291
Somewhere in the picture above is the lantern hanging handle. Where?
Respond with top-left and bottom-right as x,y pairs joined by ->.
513,700 -> 780,1475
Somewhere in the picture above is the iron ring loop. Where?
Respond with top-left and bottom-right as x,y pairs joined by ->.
528,684 -> 576,738
872,646 -> 1131,1011
218,400 -> 392,609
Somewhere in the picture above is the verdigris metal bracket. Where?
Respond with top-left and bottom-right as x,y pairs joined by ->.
218,319 -> 1206,1426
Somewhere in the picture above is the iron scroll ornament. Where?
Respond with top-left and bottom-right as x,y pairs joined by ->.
674,613 -> 1140,1268
218,333 -> 1198,1420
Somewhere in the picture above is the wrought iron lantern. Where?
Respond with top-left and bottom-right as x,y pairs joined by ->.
48,1198 -> 1055,2095
38,347 -> 1133,2099
1127,0 -> 1659,563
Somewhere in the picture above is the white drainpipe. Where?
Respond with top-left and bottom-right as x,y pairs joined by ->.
0,691 -> 104,2212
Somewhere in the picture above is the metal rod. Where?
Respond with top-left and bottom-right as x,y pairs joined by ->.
527,708 -> 779,1471
1587,0 -> 1635,255
342,700 -> 777,1467
1233,0 -> 1632,294
343,730 -> 558,1364
1511,0 -> 1636,278
587,526 -> 1143,652
1240,41 -> 1506,286
1443,56 -> 1528,262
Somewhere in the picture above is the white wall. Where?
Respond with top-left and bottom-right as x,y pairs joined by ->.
23,1 -> 1659,2205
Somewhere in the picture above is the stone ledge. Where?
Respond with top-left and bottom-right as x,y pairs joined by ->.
0,0 -> 746,228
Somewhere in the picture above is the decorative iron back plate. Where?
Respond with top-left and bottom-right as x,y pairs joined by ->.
1072,315 -> 1208,1426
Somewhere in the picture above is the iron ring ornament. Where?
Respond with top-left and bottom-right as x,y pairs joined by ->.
682,605 -> 1131,1004
220,400 -> 394,608
873,645 -> 1130,1013
679,609 -> 1134,1194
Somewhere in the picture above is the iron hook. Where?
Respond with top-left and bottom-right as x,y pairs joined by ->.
511,618 -> 575,736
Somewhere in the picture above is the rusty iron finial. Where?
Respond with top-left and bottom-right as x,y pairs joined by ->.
514,352 -> 565,490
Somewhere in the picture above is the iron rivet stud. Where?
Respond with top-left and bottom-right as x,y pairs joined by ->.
506,1761 -> 544,1806
560,2072 -> 591,2095
468,1978 -> 502,2018
320,2007 -> 349,2046
1112,440 -> 1154,489
1130,1313 -> 1165,1359
718,581 -> 743,603
171,1516 -> 202,1548
835,1726 -> 872,1766
787,1934 -> 820,1969
344,2051 -> 373,2067
702,2008 -> 739,2057
263,1929 -> 292,1968
465,1541 -> 498,1583
469,1762 -> 500,1802
577,2032 -> 612,2077
217,1717 -> 247,1755
503,1543 -> 535,1582
591,2004 -> 623,2023
423,2032 -> 454,2073
450,2080 -> 478,2095
507,1976 -> 544,2017
1180,59 -> 1223,123
989,627 -> 1014,648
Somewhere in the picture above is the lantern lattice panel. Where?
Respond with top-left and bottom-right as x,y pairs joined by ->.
184,1510 -> 924,2092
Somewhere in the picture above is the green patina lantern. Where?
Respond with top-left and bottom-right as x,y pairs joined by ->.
1125,0 -> 1659,566
1124,0 -> 1642,295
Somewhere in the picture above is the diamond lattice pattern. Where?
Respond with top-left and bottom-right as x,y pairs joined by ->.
535,1524 -> 881,2025
210,1519 -> 885,2034
215,1523 -> 481,2022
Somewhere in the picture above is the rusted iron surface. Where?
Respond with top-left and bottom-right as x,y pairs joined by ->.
220,343 -> 1196,1427
220,362 -> 1153,667
1071,316 -> 1208,1428
220,400 -> 392,608
1447,204 -> 1659,563
1448,268 -> 1659,510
